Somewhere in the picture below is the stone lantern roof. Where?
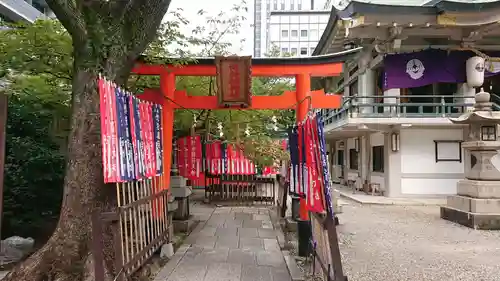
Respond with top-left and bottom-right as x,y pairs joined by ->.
449,89 -> 500,124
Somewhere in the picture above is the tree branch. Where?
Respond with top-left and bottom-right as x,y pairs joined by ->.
124,0 -> 173,58
45,0 -> 86,44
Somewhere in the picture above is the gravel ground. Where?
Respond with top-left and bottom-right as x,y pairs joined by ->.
337,202 -> 500,281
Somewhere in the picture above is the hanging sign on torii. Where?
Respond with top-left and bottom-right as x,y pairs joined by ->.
215,56 -> 252,108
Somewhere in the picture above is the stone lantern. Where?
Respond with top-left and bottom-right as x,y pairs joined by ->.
441,89 -> 500,229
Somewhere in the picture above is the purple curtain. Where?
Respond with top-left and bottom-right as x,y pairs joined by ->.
383,49 -> 500,90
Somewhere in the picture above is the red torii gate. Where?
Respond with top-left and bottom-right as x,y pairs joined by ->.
131,50 -> 359,220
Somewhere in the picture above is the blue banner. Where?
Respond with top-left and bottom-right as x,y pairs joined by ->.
121,90 -> 135,181
287,127 -> 299,195
316,113 -> 333,216
132,96 -> 145,178
299,123 -> 307,195
115,88 -> 128,181
153,104 -> 163,175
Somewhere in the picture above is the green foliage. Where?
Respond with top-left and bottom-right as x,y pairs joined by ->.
2,84 -> 66,239
0,21 -> 71,239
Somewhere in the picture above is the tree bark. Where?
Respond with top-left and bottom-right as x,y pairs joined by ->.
3,1 -> 172,280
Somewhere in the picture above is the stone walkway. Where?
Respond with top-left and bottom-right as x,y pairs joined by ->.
155,205 -> 292,281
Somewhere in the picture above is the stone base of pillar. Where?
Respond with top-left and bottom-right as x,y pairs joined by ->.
440,206 -> 500,230
441,179 -> 500,229
173,219 -> 195,233
457,179 -> 500,198
174,197 -> 190,221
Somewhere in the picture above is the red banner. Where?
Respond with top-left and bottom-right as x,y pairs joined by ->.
108,82 -> 119,182
305,118 -> 325,213
176,136 -> 202,180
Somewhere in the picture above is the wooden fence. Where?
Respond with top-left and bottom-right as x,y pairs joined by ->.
205,173 -> 276,204
92,176 -> 171,281
310,212 -> 347,281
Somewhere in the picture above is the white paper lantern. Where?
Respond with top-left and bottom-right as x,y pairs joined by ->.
466,56 -> 485,88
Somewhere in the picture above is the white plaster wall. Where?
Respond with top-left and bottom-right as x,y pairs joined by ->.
400,128 -> 464,195
370,174 -> 385,191
370,132 -> 384,146
401,178 -> 460,195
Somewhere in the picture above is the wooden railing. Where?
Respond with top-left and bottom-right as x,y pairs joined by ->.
92,177 -> 171,281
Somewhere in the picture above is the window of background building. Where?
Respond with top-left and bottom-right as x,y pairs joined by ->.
291,48 -> 297,55
310,47 -> 315,55
300,30 -> 307,37
372,146 -> 384,172
290,0 -> 295,10
300,47 -> 307,55
281,30 -> 288,37
337,150 -> 344,166
280,0 -> 285,10
298,0 -> 302,10
310,29 -> 317,38
273,0 -> 278,10
291,30 -> 298,37
349,149 -> 358,170
282,47 -> 288,54
266,0 -> 270,10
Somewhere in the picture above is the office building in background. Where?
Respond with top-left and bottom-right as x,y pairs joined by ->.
253,0 -> 332,57
0,0 -> 54,23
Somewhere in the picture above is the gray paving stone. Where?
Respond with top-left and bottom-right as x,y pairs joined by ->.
224,219 -> 244,228
238,227 -> 259,238
198,226 -> 217,236
181,247 -> 229,266
214,208 -> 232,214
239,237 -> 265,251
262,221 -> 274,229
167,264 -> 208,281
242,207 -> 260,213
228,249 -> 257,265
215,227 -> 238,236
256,251 -> 287,268
192,236 -> 217,248
241,265 -> 273,281
183,246 -> 204,259
258,228 -> 277,238
263,238 -> 281,251
204,262 -> 242,281
215,235 -> 239,249
258,209 -> 270,214
243,220 -> 263,228
235,213 -> 254,220
270,267 -> 292,281
206,218 -> 226,227
253,214 -> 271,221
